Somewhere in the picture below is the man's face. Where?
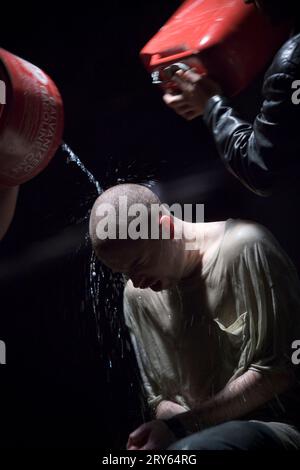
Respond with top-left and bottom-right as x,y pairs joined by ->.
103,238 -> 183,292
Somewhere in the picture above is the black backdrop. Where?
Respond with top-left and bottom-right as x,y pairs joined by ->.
0,1 -> 300,449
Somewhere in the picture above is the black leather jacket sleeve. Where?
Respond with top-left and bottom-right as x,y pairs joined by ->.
203,33 -> 300,196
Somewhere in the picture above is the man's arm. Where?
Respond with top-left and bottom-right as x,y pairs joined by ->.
124,283 -> 168,416
127,368 -> 293,450
0,186 -> 19,241
202,70 -> 300,196
155,400 -> 187,420
176,368 -> 293,433
127,322 -> 187,420
163,38 -> 300,196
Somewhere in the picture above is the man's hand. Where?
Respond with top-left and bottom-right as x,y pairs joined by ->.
126,420 -> 177,450
155,400 -> 187,420
163,69 -> 222,120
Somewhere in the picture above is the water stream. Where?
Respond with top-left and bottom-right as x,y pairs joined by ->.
62,143 -> 149,433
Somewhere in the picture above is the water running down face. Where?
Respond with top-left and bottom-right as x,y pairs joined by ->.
98,230 -> 185,292
89,184 -> 205,292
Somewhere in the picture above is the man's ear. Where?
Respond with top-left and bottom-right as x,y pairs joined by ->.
159,215 -> 175,240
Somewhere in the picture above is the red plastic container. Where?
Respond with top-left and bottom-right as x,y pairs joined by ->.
140,0 -> 292,96
0,48 -> 64,188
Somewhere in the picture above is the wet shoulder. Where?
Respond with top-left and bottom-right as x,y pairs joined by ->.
221,219 -> 276,265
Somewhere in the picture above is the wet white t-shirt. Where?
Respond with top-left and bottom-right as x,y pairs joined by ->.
123,219 -> 300,447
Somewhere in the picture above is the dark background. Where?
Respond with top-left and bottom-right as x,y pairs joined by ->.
0,1 -> 299,449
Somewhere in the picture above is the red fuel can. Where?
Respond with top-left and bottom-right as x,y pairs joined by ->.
0,48 -> 64,188
140,0 -> 292,96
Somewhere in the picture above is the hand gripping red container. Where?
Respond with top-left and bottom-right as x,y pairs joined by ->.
140,0 -> 292,96
0,48 -> 64,189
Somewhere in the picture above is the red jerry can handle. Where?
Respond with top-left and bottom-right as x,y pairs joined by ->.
140,0 -> 292,96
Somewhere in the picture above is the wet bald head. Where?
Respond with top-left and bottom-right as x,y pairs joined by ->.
89,183 -> 162,270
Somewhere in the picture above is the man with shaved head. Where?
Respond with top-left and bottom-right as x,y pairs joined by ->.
89,183 -> 300,450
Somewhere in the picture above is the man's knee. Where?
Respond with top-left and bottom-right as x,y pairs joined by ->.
167,420 -> 284,450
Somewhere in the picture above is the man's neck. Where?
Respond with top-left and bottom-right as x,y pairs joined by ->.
180,221 -> 227,281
